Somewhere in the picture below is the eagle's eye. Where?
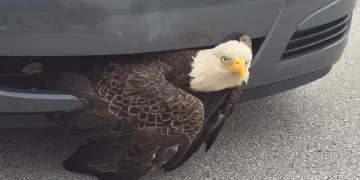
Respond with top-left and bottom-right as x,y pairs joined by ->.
221,56 -> 229,63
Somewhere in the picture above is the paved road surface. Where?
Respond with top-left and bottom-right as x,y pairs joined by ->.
1,4 -> 360,180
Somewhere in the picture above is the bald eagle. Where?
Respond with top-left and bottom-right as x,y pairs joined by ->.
22,35 -> 253,180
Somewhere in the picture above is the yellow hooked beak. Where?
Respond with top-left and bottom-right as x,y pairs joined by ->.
226,58 -> 246,78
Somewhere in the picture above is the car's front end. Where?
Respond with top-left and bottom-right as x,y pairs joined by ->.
0,0 -> 356,126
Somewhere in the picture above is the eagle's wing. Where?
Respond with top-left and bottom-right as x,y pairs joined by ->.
165,34 -> 252,171
44,61 -> 204,180
164,86 -> 242,171
204,86 -> 242,150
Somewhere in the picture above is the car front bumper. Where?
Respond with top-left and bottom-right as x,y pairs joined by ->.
0,0 -> 357,114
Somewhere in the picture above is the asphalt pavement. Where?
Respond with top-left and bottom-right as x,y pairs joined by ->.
1,5 -> 360,180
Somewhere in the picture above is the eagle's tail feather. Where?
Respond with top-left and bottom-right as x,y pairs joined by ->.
204,119 -> 227,152
44,70 -> 96,99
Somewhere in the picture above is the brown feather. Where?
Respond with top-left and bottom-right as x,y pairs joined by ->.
45,57 -> 204,180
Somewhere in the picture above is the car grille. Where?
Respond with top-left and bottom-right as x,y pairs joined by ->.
281,14 -> 351,60
0,36 -> 265,90
0,56 -> 95,90
0,57 -> 45,89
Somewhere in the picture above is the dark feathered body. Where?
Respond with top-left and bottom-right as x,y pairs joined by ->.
43,49 -> 242,180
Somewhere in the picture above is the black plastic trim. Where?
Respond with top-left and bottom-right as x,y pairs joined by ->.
282,14 -> 351,60
291,15 -> 350,43
285,24 -> 348,54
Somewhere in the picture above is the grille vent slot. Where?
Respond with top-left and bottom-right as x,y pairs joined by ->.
282,14 -> 351,60
0,57 -> 44,89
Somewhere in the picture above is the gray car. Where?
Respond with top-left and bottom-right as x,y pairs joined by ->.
0,0 -> 357,127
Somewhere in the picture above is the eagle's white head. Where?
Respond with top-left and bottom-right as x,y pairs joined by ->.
189,35 -> 253,92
